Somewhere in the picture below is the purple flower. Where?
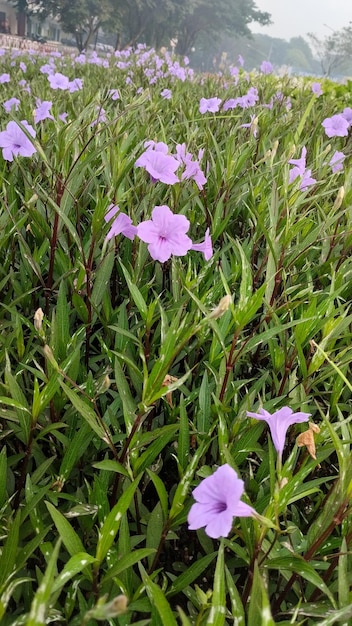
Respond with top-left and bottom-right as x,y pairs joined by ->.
288,147 -> 307,183
247,406 -> 310,460
182,159 -> 207,189
243,87 -> 259,107
58,112 -> 68,123
240,114 -> 258,137
109,89 -> 120,100
0,73 -> 10,83
18,79 -> 30,93
260,60 -> 273,74
311,82 -> 323,96
68,78 -> 83,92
238,54 -> 244,67
135,149 -> 180,184
3,97 -> 20,113
91,107 -> 106,127
34,100 -> 54,123
160,88 -> 172,100
223,98 -> 239,111
299,169 -> 316,190
329,150 -> 345,173
188,464 -> 255,538
199,97 -> 222,114
322,114 -> 349,138
229,65 -> 239,84
341,107 -> 352,126
191,228 -> 213,260
48,72 -> 70,90
105,204 -> 137,241
175,143 -> 207,190
40,63 -> 54,75
144,140 -> 168,153
137,205 -> 192,263
0,120 -> 36,161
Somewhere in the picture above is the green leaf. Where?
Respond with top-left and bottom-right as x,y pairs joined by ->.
51,281 -> 70,362
146,469 -> 169,520
146,502 -> 164,568
59,420 -> 94,480
167,553 -> 217,597
140,564 -> 177,626
169,439 -> 209,521
133,424 -> 178,475
0,512 -> 21,591
119,261 -> 148,320
91,251 -> 115,310
0,447 -> 7,508
266,556 -> 336,607
338,537 -> 349,610
225,566 -> 245,625
92,459 -> 130,477
114,356 -> 137,434
233,283 -> 266,329
206,539 -> 226,626
317,605 -> 352,626
248,561 -> 275,626
4,365 -> 31,444
59,380 -> 107,440
198,370 -> 212,433
45,502 -> 86,558
178,395 -> 190,472
51,553 -> 97,594
102,548 -> 156,583
0,577 -> 33,620
25,539 -> 61,626
96,474 -> 142,563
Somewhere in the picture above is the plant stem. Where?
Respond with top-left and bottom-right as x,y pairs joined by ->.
45,178 -> 64,315
148,519 -> 171,574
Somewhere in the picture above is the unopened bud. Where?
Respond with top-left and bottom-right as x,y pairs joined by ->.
102,375 -> 111,390
96,375 -> 111,394
270,139 -> 279,164
333,186 -> 344,211
84,595 -> 128,621
208,295 -> 232,319
43,344 -> 60,370
287,144 -> 296,161
34,307 -> 44,331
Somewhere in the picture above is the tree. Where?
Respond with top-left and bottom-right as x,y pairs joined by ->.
104,0 -> 198,51
10,0 -> 117,51
175,0 -> 271,56
100,0 -> 271,55
10,0 -> 271,56
308,25 -> 352,77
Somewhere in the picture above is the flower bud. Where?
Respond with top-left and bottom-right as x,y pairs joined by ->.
34,307 -> 44,331
208,295 -> 232,319
333,186 -> 344,211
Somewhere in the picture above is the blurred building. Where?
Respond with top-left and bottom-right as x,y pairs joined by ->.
0,1 -> 61,41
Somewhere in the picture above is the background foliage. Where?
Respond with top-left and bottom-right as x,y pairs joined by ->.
10,0 -> 271,53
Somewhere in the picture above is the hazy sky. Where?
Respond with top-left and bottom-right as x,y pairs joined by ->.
253,0 -> 351,41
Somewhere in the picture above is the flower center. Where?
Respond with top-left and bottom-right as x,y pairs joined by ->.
213,500 -> 227,513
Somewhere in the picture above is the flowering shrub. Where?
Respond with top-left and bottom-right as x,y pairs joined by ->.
0,45 -> 351,625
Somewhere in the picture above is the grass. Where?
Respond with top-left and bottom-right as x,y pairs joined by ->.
0,45 -> 351,625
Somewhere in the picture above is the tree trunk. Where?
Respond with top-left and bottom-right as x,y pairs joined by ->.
17,10 -> 26,37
